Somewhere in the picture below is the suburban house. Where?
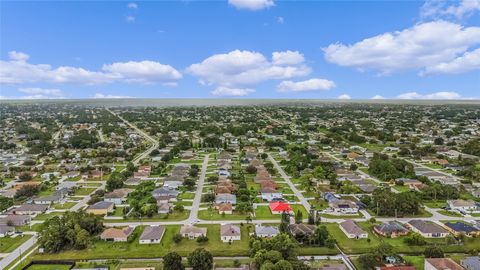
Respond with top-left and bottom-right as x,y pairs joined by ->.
152,187 -> 179,200
163,180 -> 183,189
100,226 -> 135,242
444,222 -> 480,237
9,204 -> 49,215
139,225 -> 165,244
373,221 -> 409,238
180,225 -> 207,239
157,202 -> 171,214
288,223 -> 316,238
261,187 -> 283,202
328,200 -> 359,215
0,215 -> 31,226
0,225 -> 15,237
86,201 -> 115,216
104,188 -> 133,205
220,224 -> 241,242
254,225 -> 279,238
461,256 -> 480,270
447,199 -> 478,212
215,194 -> 237,205
339,220 -> 368,239
425,258 -> 464,270
269,202 -> 293,214
217,203 -> 233,214
406,220 -> 449,238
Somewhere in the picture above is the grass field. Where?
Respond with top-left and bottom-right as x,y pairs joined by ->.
198,208 -> 250,220
0,235 -> 32,253
53,202 -> 77,210
74,187 -> 96,196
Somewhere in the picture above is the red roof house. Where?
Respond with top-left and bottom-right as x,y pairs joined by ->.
269,202 -> 293,214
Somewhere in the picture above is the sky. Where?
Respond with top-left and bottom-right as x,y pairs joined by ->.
0,0 -> 479,100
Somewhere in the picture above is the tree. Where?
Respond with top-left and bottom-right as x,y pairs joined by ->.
173,233 -> 183,244
294,210 -> 303,224
246,165 -> 257,174
279,212 -> 289,233
0,196 -> 14,212
18,173 -> 32,182
106,172 -> 125,191
434,137 -> 444,145
187,248 -> 213,270
358,254 -> 379,269
424,246 -> 444,258
164,252 -> 185,270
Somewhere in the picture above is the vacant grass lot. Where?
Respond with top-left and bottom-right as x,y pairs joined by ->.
32,224 -> 253,260
27,265 -> 71,270
198,208 -> 250,220
74,187 -> 96,196
104,210 -> 190,222
53,202 -> 77,210
0,235 -> 32,253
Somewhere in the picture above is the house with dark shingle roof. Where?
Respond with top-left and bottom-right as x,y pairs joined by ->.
139,225 -> 165,244
374,221 -> 409,238
339,220 -> 368,239
444,222 -> 480,237
407,220 -> 449,238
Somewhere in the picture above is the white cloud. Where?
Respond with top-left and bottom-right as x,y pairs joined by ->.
277,78 -> 336,92
0,51 -> 182,85
421,0 -> 480,19
102,61 -> 182,84
272,50 -> 305,65
396,91 -> 463,99
187,50 -> 310,96
8,51 -> 29,62
126,16 -> 135,22
211,87 -> 255,97
323,21 -> 480,75
127,2 -> 138,9
93,93 -> 134,99
277,16 -> 284,24
371,95 -> 385,100
18,87 -> 63,96
423,47 -> 480,74
338,94 -> 351,100
228,0 -> 275,10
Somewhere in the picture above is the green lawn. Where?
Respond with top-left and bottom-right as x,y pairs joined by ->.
74,187 -> 96,196
178,192 -> 195,199
404,256 -> 424,269
0,235 -> 32,253
32,224 -> 253,260
438,210 -> 463,217
33,212 -> 64,221
105,210 -> 189,222
53,202 -> 77,210
198,208 -> 250,220
423,200 -> 447,208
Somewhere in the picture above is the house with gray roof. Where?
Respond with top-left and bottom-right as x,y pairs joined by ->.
407,220 -> 449,238
215,193 -> 237,205
461,256 -> 480,270
139,225 -> 165,244
255,225 -> 279,238
340,220 -> 368,239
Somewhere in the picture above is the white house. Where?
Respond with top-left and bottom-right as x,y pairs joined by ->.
447,200 -> 478,212
339,220 -> 368,239
139,226 -> 165,244
220,224 -> 241,242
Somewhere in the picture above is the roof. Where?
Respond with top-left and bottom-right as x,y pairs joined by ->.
426,258 -> 464,270
407,220 -> 449,234
218,203 -> 233,211
104,188 -> 133,199
180,225 -> 207,235
288,223 -> 316,235
374,221 -> 408,234
444,222 -> 479,234
340,220 -> 367,235
269,202 -> 292,212
0,225 -> 14,234
12,204 -> 49,212
140,226 -> 165,241
88,201 -> 114,210
220,224 -> 240,237
461,257 -> 480,270
101,227 -> 134,239
255,225 -> 279,235
448,199 -> 476,207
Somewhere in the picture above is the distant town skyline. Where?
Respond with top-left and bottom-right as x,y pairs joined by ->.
1,0 -> 479,100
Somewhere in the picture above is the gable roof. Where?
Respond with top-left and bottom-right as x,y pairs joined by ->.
426,258 -> 464,270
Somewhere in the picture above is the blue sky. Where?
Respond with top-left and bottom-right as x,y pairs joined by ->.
0,0 -> 479,99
